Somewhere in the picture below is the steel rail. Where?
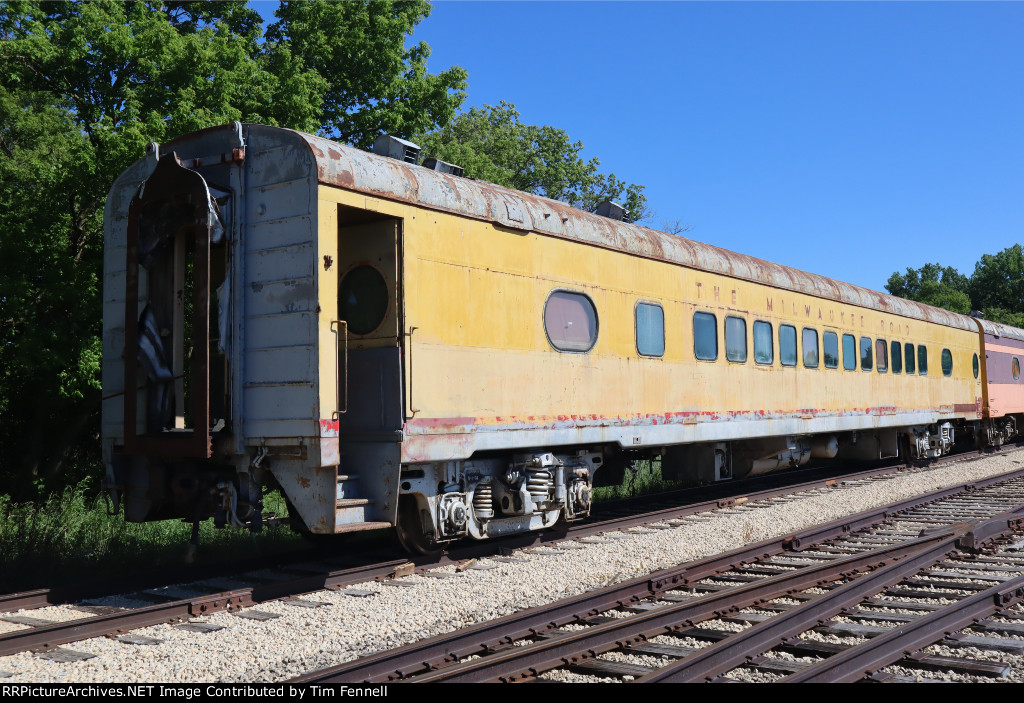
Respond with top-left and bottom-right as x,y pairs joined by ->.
783,546 -> 1024,680
6,459 -> 1023,662
293,469 -> 1024,683
3,444 -> 1013,617
289,517 -> 882,684
574,444 -> 1022,545
0,451 -> 921,615
403,531 -> 963,683
636,505 -> 1024,682
0,471 -> 901,660
0,559 -> 409,657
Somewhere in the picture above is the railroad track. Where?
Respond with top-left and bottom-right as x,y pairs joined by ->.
4,444 -> 998,619
2,448 -> 1023,681
294,473 -> 1024,683
0,452 -> 920,617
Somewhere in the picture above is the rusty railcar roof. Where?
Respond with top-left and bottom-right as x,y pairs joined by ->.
253,124 -> 981,332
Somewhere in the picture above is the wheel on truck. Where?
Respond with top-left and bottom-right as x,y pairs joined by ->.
395,494 -> 441,555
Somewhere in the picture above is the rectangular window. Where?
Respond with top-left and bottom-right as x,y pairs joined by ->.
918,345 -> 928,374
823,331 -> 839,369
860,336 -> 873,371
636,303 -> 665,357
725,316 -> 747,363
876,339 -> 888,373
843,334 -> 856,371
693,312 -> 717,361
905,343 -> 916,374
891,341 -> 902,374
753,320 -> 773,365
780,325 -> 797,367
802,328 -> 819,368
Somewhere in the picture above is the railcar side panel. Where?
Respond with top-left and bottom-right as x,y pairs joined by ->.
981,333 -> 1024,417
318,187 -> 983,464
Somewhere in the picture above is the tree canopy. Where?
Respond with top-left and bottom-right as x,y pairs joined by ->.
885,263 -> 971,315
886,246 -> 1024,327
967,244 -> 1024,326
265,1 -> 467,147
417,101 -> 648,222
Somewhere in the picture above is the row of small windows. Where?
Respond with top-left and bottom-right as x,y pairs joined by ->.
694,312 -> 962,376
543,291 -> 971,379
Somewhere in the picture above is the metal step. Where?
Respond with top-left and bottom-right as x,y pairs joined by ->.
336,498 -> 371,509
336,474 -> 361,501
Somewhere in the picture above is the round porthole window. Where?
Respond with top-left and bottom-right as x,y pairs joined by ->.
339,265 -> 389,335
544,290 -> 598,352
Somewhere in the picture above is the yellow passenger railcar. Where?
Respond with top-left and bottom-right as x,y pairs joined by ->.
102,124 -> 1009,552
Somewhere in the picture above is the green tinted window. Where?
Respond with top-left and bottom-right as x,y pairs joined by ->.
823,331 -> 838,369
860,336 -> 873,371
891,341 -> 902,374
754,321 -> 773,365
725,316 -> 747,363
905,343 -> 916,374
780,325 -> 797,367
842,334 -> 856,371
941,349 -> 953,377
802,328 -> 819,368
693,312 -> 717,360
973,353 -> 979,379
339,265 -> 389,335
918,346 -> 928,375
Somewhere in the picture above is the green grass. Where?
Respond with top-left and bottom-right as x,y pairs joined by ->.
0,482 -> 307,592
592,458 -> 682,501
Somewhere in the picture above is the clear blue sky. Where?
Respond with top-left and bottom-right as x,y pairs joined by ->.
253,1 -> 1023,293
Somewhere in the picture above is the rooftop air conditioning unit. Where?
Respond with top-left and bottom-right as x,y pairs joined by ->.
595,200 -> 627,222
372,135 -> 420,164
422,157 -> 464,177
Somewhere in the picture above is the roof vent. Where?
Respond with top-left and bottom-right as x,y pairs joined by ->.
595,200 -> 627,222
373,135 -> 420,164
422,157 -> 464,177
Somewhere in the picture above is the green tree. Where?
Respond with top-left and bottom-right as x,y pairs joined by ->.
885,262 -> 972,314
417,101 -> 649,222
265,1 -> 466,147
0,0 -> 465,498
968,244 -> 1024,325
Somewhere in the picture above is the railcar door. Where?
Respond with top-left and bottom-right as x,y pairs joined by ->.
328,204 -> 404,529
333,205 -> 404,434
